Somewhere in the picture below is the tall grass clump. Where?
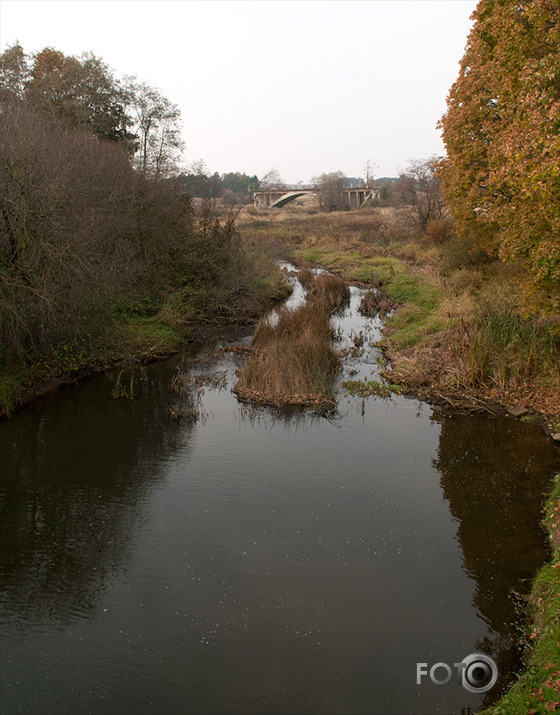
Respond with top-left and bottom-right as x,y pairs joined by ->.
296,260 -> 315,289
233,299 -> 340,407
448,306 -> 560,389
293,259 -> 350,312
309,273 -> 350,313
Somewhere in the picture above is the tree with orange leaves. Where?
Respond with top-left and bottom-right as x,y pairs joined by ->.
438,0 -> 560,312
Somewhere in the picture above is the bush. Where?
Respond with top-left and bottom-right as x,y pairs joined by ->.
0,101 -> 140,361
442,230 -> 492,271
424,217 -> 455,244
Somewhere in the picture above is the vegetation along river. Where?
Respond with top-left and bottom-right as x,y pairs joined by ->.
1,264 -> 559,715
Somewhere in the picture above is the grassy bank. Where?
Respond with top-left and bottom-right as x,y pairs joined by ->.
482,474 -> 560,714
0,221 -> 291,419
238,207 -> 560,434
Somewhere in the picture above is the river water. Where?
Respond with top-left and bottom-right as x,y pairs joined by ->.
1,265 -> 559,714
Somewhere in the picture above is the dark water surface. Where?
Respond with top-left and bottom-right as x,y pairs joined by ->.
1,274 -> 559,715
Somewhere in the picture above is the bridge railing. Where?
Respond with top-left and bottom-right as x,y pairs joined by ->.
255,185 -> 316,193
255,184 -> 381,193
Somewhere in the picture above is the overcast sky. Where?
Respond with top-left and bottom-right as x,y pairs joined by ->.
0,0 -> 478,182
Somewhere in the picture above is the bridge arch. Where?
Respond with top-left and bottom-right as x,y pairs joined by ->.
270,191 -> 313,208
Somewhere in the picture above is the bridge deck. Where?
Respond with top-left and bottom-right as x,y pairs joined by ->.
253,186 -> 381,209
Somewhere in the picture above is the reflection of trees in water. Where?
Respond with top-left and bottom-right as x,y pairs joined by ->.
432,411 -> 560,704
0,364 -> 195,628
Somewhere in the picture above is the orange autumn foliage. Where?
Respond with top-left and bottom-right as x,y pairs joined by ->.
438,0 -> 560,314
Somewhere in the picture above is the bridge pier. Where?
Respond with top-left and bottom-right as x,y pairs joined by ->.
342,188 -> 380,209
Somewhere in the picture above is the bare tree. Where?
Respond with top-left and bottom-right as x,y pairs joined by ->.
312,171 -> 347,212
123,78 -> 184,178
395,157 -> 446,231
258,168 -> 286,191
363,160 -> 377,188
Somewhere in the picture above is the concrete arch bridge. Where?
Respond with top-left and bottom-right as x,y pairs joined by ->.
253,186 -> 382,209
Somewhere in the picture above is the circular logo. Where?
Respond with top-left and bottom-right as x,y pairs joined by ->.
460,653 -> 498,693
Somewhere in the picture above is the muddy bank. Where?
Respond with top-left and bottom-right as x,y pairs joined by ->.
378,338 -> 560,442
1,316 -> 265,422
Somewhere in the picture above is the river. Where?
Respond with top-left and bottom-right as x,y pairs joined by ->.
1,264 -> 559,714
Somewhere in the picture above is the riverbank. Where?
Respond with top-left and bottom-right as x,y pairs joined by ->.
0,241 -> 291,419
237,207 -> 560,440
482,473 -> 560,714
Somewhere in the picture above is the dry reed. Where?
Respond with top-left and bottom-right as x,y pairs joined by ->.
359,289 -> 395,319
310,273 -> 350,313
234,298 -> 340,408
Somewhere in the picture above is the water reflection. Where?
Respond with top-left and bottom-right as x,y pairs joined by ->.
0,360 -> 198,629
432,410 -> 560,703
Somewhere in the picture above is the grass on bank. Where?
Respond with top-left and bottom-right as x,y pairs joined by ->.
482,474 -> 560,715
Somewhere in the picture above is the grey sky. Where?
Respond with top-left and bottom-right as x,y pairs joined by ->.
0,0 -> 478,182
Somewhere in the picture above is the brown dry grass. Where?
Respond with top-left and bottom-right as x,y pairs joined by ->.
295,260 -> 315,289
309,273 -> 350,313
233,298 -> 340,408
359,290 -> 395,319
292,259 -> 350,312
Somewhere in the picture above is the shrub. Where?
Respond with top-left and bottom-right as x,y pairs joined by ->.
424,217 -> 455,244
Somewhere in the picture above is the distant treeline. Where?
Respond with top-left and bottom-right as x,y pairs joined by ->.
178,170 -> 260,199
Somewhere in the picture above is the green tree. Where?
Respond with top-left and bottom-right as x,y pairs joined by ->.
438,0 -> 560,311
25,48 -> 132,144
221,172 -> 258,194
0,42 -> 29,98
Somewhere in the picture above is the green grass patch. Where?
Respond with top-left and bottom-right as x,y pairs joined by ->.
118,313 -> 183,354
341,378 -> 391,398
351,263 -> 382,283
380,269 -> 445,348
298,248 -> 330,264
